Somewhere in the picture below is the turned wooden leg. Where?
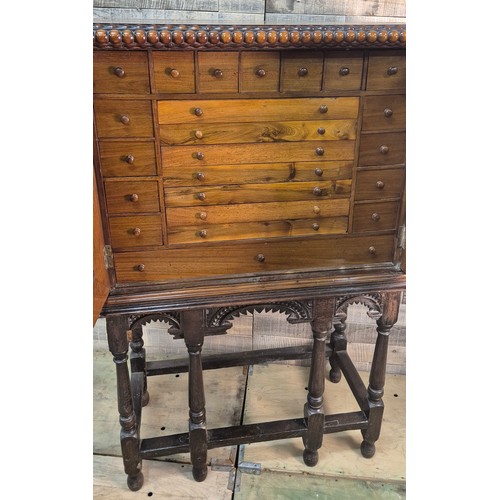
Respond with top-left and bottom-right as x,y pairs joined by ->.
181,309 -> 208,482
328,314 -> 347,383
106,315 -> 143,491
130,323 -> 149,407
302,297 -> 335,467
361,292 -> 401,458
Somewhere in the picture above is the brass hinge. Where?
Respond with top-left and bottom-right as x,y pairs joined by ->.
397,224 -> 406,249
103,245 -> 114,269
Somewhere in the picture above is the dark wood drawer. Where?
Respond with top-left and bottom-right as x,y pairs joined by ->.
113,234 -> 396,282
105,180 -> 160,214
99,141 -> 156,177
366,53 -> 406,90
109,215 -> 163,248
281,51 -> 324,92
352,201 -> 400,232
354,168 -> 405,201
240,52 -> 280,93
358,132 -> 405,167
362,95 -> 406,132
94,100 -> 154,138
324,53 -> 363,91
197,52 -> 239,93
152,52 -> 195,93
93,52 -> 150,94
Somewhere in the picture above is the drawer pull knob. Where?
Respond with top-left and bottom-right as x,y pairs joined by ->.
198,230 -> 207,238
119,115 -> 130,125
339,67 -> 350,76
114,67 -> 125,78
376,181 -> 385,189
195,172 -> 205,181
132,227 -> 141,236
130,193 -> 139,202
125,154 -> 135,164
312,187 -> 323,196
137,264 -> 145,272
314,168 -> 323,177
371,213 -> 381,221
319,105 -> 328,114
384,108 -> 394,118
198,211 -> 207,220
313,205 -> 321,214
213,68 -> 223,78
194,107 -> 203,117
315,147 -> 325,156
368,246 -> 377,255
195,152 -> 205,160
317,127 -> 325,135
312,223 -> 320,231
194,130 -> 203,139
379,145 -> 389,154
169,68 -> 180,78
197,192 -> 206,201
256,68 -> 266,77
298,67 -> 308,76
387,66 -> 398,75
256,254 -> 266,262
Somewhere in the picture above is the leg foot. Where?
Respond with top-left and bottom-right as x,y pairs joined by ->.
303,449 -> 319,467
127,472 -> 144,491
360,440 -> 376,458
328,368 -> 342,383
141,390 -> 150,407
192,465 -> 208,482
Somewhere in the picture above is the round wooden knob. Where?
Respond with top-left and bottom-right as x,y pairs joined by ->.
198,211 -> 207,220
376,181 -> 385,189
379,145 -> 389,154
130,193 -> 139,202
371,213 -> 381,221
132,227 -> 141,236
256,68 -> 266,77
256,254 -> 265,262
298,67 -> 308,76
195,152 -> 205,160
339,67 -> 350,76
387,66 -> 398,75
125,154 -> 135,164
313,205 -> 321,214
314,168 -> 323,177
317,127 -> 325,135
315,147 -> 325,156
197,192 -> 206,201
312,223 -> 320,231
170,68 -> 180,78
195,172 -> 205,181
114,67 -> 125,77
198,229 -> 207,238
319,105 -> 328,113
194,107 -> 203,116
368,246 -> 376,255
384,108 -> 393,117
194,130 -> 203,139
120,115 -> 130,125
312,187 -> 323,196
137,264 -> 145,272
213,68 -> 223,78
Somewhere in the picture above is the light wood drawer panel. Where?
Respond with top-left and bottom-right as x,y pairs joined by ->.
165,180 -> 351,207
109,215 -> 163,248
366,54 -> 406,90
105,180 -> 160,214
152,52 -> 195,93
166,199 -> 350,227
114,234 -> 395,282
99,141 -> 156,177
352,201 -> 400,232
162,141 -> 356,168
157,98 -> 359,124
282,51 -> 324,92
358,132 -> 405,167
93,52 -> 150,94
324,53 -> 363,91
168,217 -> 348,244
362,95 -> 406,132
240,52 -> 280,92
94,100 -> 153,138
163,161 -> 352,186
160,119 -> 357,145
198,52 -> 239,93
354,168 -> 405,201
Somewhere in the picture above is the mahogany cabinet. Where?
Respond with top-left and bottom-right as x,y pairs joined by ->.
93,24 -> 406,491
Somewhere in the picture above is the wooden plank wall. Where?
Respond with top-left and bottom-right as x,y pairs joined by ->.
93,0 -> 406,24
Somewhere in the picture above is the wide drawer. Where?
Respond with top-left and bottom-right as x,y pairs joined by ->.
93,52 -> 150,94
105,180 -> 160,214
354,168 -> 405,201
352,201 -> 400,232
109,214 -> 163,248
197,52 -> 239,93
358,132 -> 405,167
152,52 -> 195,93
113,234 -> 396,282
366,53 -> 406,90
99,141 -> 156,177
362,95 -> 406,132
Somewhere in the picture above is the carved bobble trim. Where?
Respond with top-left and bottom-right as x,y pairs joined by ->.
93,24 -> 405,50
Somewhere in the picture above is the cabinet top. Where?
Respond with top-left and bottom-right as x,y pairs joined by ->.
93,24 -> 406,51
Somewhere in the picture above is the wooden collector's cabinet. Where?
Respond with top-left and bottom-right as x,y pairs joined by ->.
93,24 -> 406,491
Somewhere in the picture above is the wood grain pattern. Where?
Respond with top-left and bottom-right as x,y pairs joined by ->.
358,132 -> 405,167
109,214 -> 163,248
240,52 -> 280,93
105,179 -> 160,214
99,141 -> 157,177
197,52 -> 239,93
281,51 -> 324,92
93,0 -> 218,10
94,99 -> 153,138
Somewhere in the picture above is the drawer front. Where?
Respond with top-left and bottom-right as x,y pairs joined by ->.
158,97 -> 359,124
282,51 -> 324,92
362,95 -> 406,132
93,52 -> 150,94
240,52 -> 280,93
114,234 -> 395,282
358,132 -> 405,167
198,52 -> 239,93
366,54 -> 406,90
354,168 -> 405,200
152,52 -> 195,93
94,100 -> 154,138
324,53 -> 363,91
99,141 -> 156,177
163,161 -> 352,187
109,215 -> 163,248
105,180 -> 160,214
352,201 -> 400,232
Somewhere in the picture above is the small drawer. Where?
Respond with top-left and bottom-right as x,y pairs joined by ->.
240,52 -> 280,93
152,52 -> 195,93
324,53 -> 363,91
99,141 -> 156,177
352,201 -> 400,232
105,180 -> 160,214
197,52 -> 239,93
281,51 -> 324,92
366,53 -> 406,90
109,214 -> 163,248
94,99 -> 153,138
93,52 -> 150,94
358,132 -> 405,167
354,168 -> 405,201
362,95 -> 406,132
